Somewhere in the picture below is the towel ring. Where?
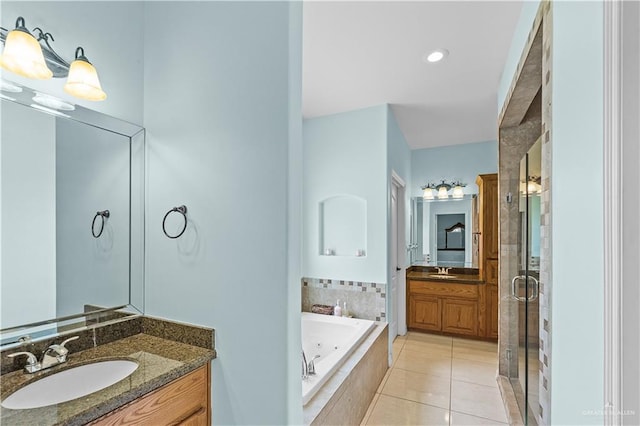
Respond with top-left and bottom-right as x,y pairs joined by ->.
92,210 -> 110,238
163,205 -> 188,239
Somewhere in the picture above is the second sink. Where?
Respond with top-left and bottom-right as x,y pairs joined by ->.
1,359 -> 138,410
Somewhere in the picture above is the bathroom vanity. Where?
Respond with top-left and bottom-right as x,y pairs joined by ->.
407,173 -> 499,340
0,316 -> 215,425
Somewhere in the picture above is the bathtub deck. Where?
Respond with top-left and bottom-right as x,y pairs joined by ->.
303,323 -> 388,425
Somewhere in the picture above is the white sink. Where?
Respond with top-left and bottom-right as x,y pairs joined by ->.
1,360 -> 138,410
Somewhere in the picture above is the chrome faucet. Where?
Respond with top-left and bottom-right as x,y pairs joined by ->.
302,350 -> 309,380
436,267 -> 452,275
7,336 -> 79,374
307,355 -> 320,376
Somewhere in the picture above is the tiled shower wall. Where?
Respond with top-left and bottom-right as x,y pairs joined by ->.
301,278 -> 386,322
497,1 -> 552,424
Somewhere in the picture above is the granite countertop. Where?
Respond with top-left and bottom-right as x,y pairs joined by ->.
406,270 -> 483,284
0,333 -> 216,426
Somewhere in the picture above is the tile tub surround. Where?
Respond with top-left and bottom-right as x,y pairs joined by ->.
304,323 -> 388,426
0,317 -> 215,425
302,278 -> 386,321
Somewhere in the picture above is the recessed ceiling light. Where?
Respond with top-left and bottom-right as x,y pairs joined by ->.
424,49 -> 449,63
32,92 -> 75,111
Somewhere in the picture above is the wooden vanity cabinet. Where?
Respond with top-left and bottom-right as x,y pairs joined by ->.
477,173 -> 499,340
407,280 -> 481,338
91,364 -> 211,426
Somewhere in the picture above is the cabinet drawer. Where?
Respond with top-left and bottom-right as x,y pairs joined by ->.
409,280 -> 478,299
91,365 -> 209,426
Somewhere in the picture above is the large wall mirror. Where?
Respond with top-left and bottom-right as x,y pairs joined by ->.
410,195 -> 478,268
0,80 -> 144,347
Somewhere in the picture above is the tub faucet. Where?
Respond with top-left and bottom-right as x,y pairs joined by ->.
307,355 -> 321,376
302,350 -> 309,380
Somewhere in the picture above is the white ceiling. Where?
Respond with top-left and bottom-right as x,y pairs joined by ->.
302,1 -> 523,150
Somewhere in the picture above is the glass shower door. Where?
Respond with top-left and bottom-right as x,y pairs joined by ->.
511,138 -> 541,425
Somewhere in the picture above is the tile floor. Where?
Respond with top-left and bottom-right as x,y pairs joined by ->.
361,332 -> 508,426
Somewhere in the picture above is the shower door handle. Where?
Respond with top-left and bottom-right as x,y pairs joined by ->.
511,275 -> 527,302
527,276 -> 539,301
511,275 -> 539,302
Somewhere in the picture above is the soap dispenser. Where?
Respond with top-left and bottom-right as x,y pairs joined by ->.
334,300 -> 342,317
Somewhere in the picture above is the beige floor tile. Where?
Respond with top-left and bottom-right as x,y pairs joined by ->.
452,337 -> 498,352
452,342 -> 499,364
451,358 -> 499,387
394,350 -> 452,378
377,367 -> 392,394
450,411 -> 508,425
366,395 -> 450,426
381,368 -> 451,409
394,334 -> 408,342
361,393 -> 381,425
407,332 -> 453,346
392,339 -> 405,361
450,380 -> 508,423
403,339 -> 453,358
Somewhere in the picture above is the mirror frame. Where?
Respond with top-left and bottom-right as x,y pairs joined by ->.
0,80 -> 145,349
410,194 -> 477,267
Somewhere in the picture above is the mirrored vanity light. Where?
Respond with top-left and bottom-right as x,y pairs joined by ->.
0,17 -> 52,80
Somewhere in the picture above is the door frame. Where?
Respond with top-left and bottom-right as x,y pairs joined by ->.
390,171 -> 407,340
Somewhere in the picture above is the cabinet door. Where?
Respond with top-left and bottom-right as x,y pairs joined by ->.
487,284 -> 499,339
91,365 -> 209,426
442,299 -> 478,336
409,295 -> 442,331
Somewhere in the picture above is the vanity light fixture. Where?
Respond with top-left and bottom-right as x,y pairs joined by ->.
0,17 -> 52,79
521,176 -> 542,195
0,17 -> 107,101
422,180 -> 467,200
422,183 -> 436,200
63,47 -> 106,101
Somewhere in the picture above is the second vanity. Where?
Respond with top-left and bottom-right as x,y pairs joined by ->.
0,316 -> 216,426
407,266 -> 498,340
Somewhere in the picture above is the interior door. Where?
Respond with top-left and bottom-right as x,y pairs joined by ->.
512,138 -> 541,425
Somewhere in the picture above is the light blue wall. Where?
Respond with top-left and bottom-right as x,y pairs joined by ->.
411,140 -> 498,198
498,0 -> 542,110
143,3 -> 301,425
303,105 -> 388,284
551,2 -> 604,423
387,106 -> 412,267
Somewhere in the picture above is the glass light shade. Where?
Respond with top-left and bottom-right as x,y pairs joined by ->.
423,187 -> 434,200
64,58 -> 106,101
437,186 -> 449,199
0,27 -> 52,79
452,185 -> 464,199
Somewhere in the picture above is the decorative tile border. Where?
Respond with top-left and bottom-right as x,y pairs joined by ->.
302,278 -> 386,322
